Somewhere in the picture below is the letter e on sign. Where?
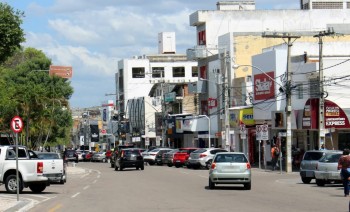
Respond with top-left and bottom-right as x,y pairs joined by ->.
11,116 -> 24,133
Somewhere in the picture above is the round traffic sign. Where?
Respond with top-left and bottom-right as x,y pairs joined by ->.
11,116 -> 24,133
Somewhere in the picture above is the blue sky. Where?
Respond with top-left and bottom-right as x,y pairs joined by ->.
1,0 -> 299,109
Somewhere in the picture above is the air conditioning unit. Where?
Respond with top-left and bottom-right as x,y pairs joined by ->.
186,46 -> 207,60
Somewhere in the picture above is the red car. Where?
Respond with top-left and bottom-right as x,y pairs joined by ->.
173,148 -> 199,168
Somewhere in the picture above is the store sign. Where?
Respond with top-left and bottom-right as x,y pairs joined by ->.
302,98 -> 350,129
254,71 -> 275,101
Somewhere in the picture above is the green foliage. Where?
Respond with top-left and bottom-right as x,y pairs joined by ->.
0,48 -> 74,149
0,3 -> 25,64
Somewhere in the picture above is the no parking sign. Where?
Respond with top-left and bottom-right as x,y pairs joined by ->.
11,116 -> 23,133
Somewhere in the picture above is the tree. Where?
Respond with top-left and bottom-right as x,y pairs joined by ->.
0,3 -> 25,64
0,48 -> 74,149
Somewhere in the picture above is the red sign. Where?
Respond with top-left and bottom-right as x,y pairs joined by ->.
302,98 -> 350,129
100,129 -> 107,134
11,116 -> 24,133
254,71 -> 275,101
49,65 -> 73,79
208,98 -> 217,109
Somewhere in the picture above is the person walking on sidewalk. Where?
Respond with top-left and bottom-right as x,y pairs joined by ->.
271,145 -> 280,171
338,149 -> 350,197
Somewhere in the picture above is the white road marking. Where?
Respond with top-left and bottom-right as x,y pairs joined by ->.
71,192 -> 80,198
93,180 -> 97,184
83,185 -> 90,190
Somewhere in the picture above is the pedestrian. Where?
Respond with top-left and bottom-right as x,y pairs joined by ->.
319,144 -> 327,150
338,149 -> 350,197
270,144 -> 280,171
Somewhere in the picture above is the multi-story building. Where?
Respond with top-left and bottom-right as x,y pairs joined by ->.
184,0 -> 350,163
300,0 -> 350,9
116,32 -> 198,146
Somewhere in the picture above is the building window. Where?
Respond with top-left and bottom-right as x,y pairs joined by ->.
297,83 -> 303,99
152,67 -> 164,78
312,2 -> 343,9
198,30 -> 206,45
309,78 -> 319,98
132,67 -> 145,78
192,66 -> 198,77
201,100 -> 208,115
200,66 -> 207,79
173,67 -> 185,77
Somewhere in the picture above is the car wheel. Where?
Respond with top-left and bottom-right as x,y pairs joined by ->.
136,167 -> 140,170
301,177 -> 312,184
205,160 -> 212,169
5,175 -> 23,194
209,178 -> 215,189
141,165 -> 144,170
111,162 -> 114,168
149,161 -> 155,166
186,164 -> 192,169
114,165 -> 119,171
167,163 -> 173,167
316,179 -> 326,186
120,166 -> 124,171
29,183 -> 46,193
244,182 -> 251,190
175,164 -> 180,168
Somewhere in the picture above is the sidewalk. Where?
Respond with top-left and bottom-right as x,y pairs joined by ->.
0,165 -> 85,212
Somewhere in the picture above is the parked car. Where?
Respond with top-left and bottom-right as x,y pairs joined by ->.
209,152 -> 251,190
188,148 -> 228,169
314,151 -> 343,186
143,148 -> 172,165
155,149 -> 173,165
173,147 -> 199,168
162,149 -> 180,167
115,148 -> 144,171
92,152 -> 107,162
75,150 -> 84,161
64,149 -> 78,163
84,151 -> 94,162
110,145 -> 135,168
35,151 -> 66,184
299,150 -> 336,184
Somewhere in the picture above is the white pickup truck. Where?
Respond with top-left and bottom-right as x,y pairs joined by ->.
0,145 -> 65,193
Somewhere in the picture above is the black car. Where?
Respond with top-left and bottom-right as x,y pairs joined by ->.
110,145 -> 135,168
64,149 -> 78,163
115,148 -> 144,171
155,149 -> 173,165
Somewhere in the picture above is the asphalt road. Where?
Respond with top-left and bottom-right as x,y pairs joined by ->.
12,162 -> 348,212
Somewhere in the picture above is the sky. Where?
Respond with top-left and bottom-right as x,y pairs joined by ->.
1,0 -> 299,109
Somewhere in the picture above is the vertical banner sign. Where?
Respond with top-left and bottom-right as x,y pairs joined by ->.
256,125 -> 262,140
240,124 -> 246,139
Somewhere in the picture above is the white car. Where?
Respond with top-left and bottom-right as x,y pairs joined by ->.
143,148 -> 172,165
209,152 -> 251,190
188,148 -> 228,169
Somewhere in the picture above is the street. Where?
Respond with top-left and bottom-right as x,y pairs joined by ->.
1,162 -> 348,212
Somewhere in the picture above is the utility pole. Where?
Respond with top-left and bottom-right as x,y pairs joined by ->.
262,32 -> 300,173
314,28 -> 335,149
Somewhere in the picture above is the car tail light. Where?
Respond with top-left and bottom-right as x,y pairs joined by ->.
246,163 -> 251,170
211,163 -> 216,170
121,150 -> 124,157
199,154 -> 207,158
37,162 -> 43,174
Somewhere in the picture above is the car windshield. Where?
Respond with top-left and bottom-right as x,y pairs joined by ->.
37,153 -> 60,159
124,150 -> 140,156
303,152 -> 324,160
214,154 -> 247,163
192,149 -> 206,153
319,153 -> 342,163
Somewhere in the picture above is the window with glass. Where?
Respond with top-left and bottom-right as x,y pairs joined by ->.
173,67 -> 185,77
152,67 -> 164,78
192,66 -> 198,77
132,67 -> 145,78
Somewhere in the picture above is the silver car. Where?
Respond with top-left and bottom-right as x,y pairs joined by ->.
314,151 -> 343,186
209,152 -> 251,190
188,148 -> 228,169
143,148 -> 172,165
92,152 -> 107,162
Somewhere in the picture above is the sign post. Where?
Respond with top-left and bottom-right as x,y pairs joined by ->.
11,116 -> 24,201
